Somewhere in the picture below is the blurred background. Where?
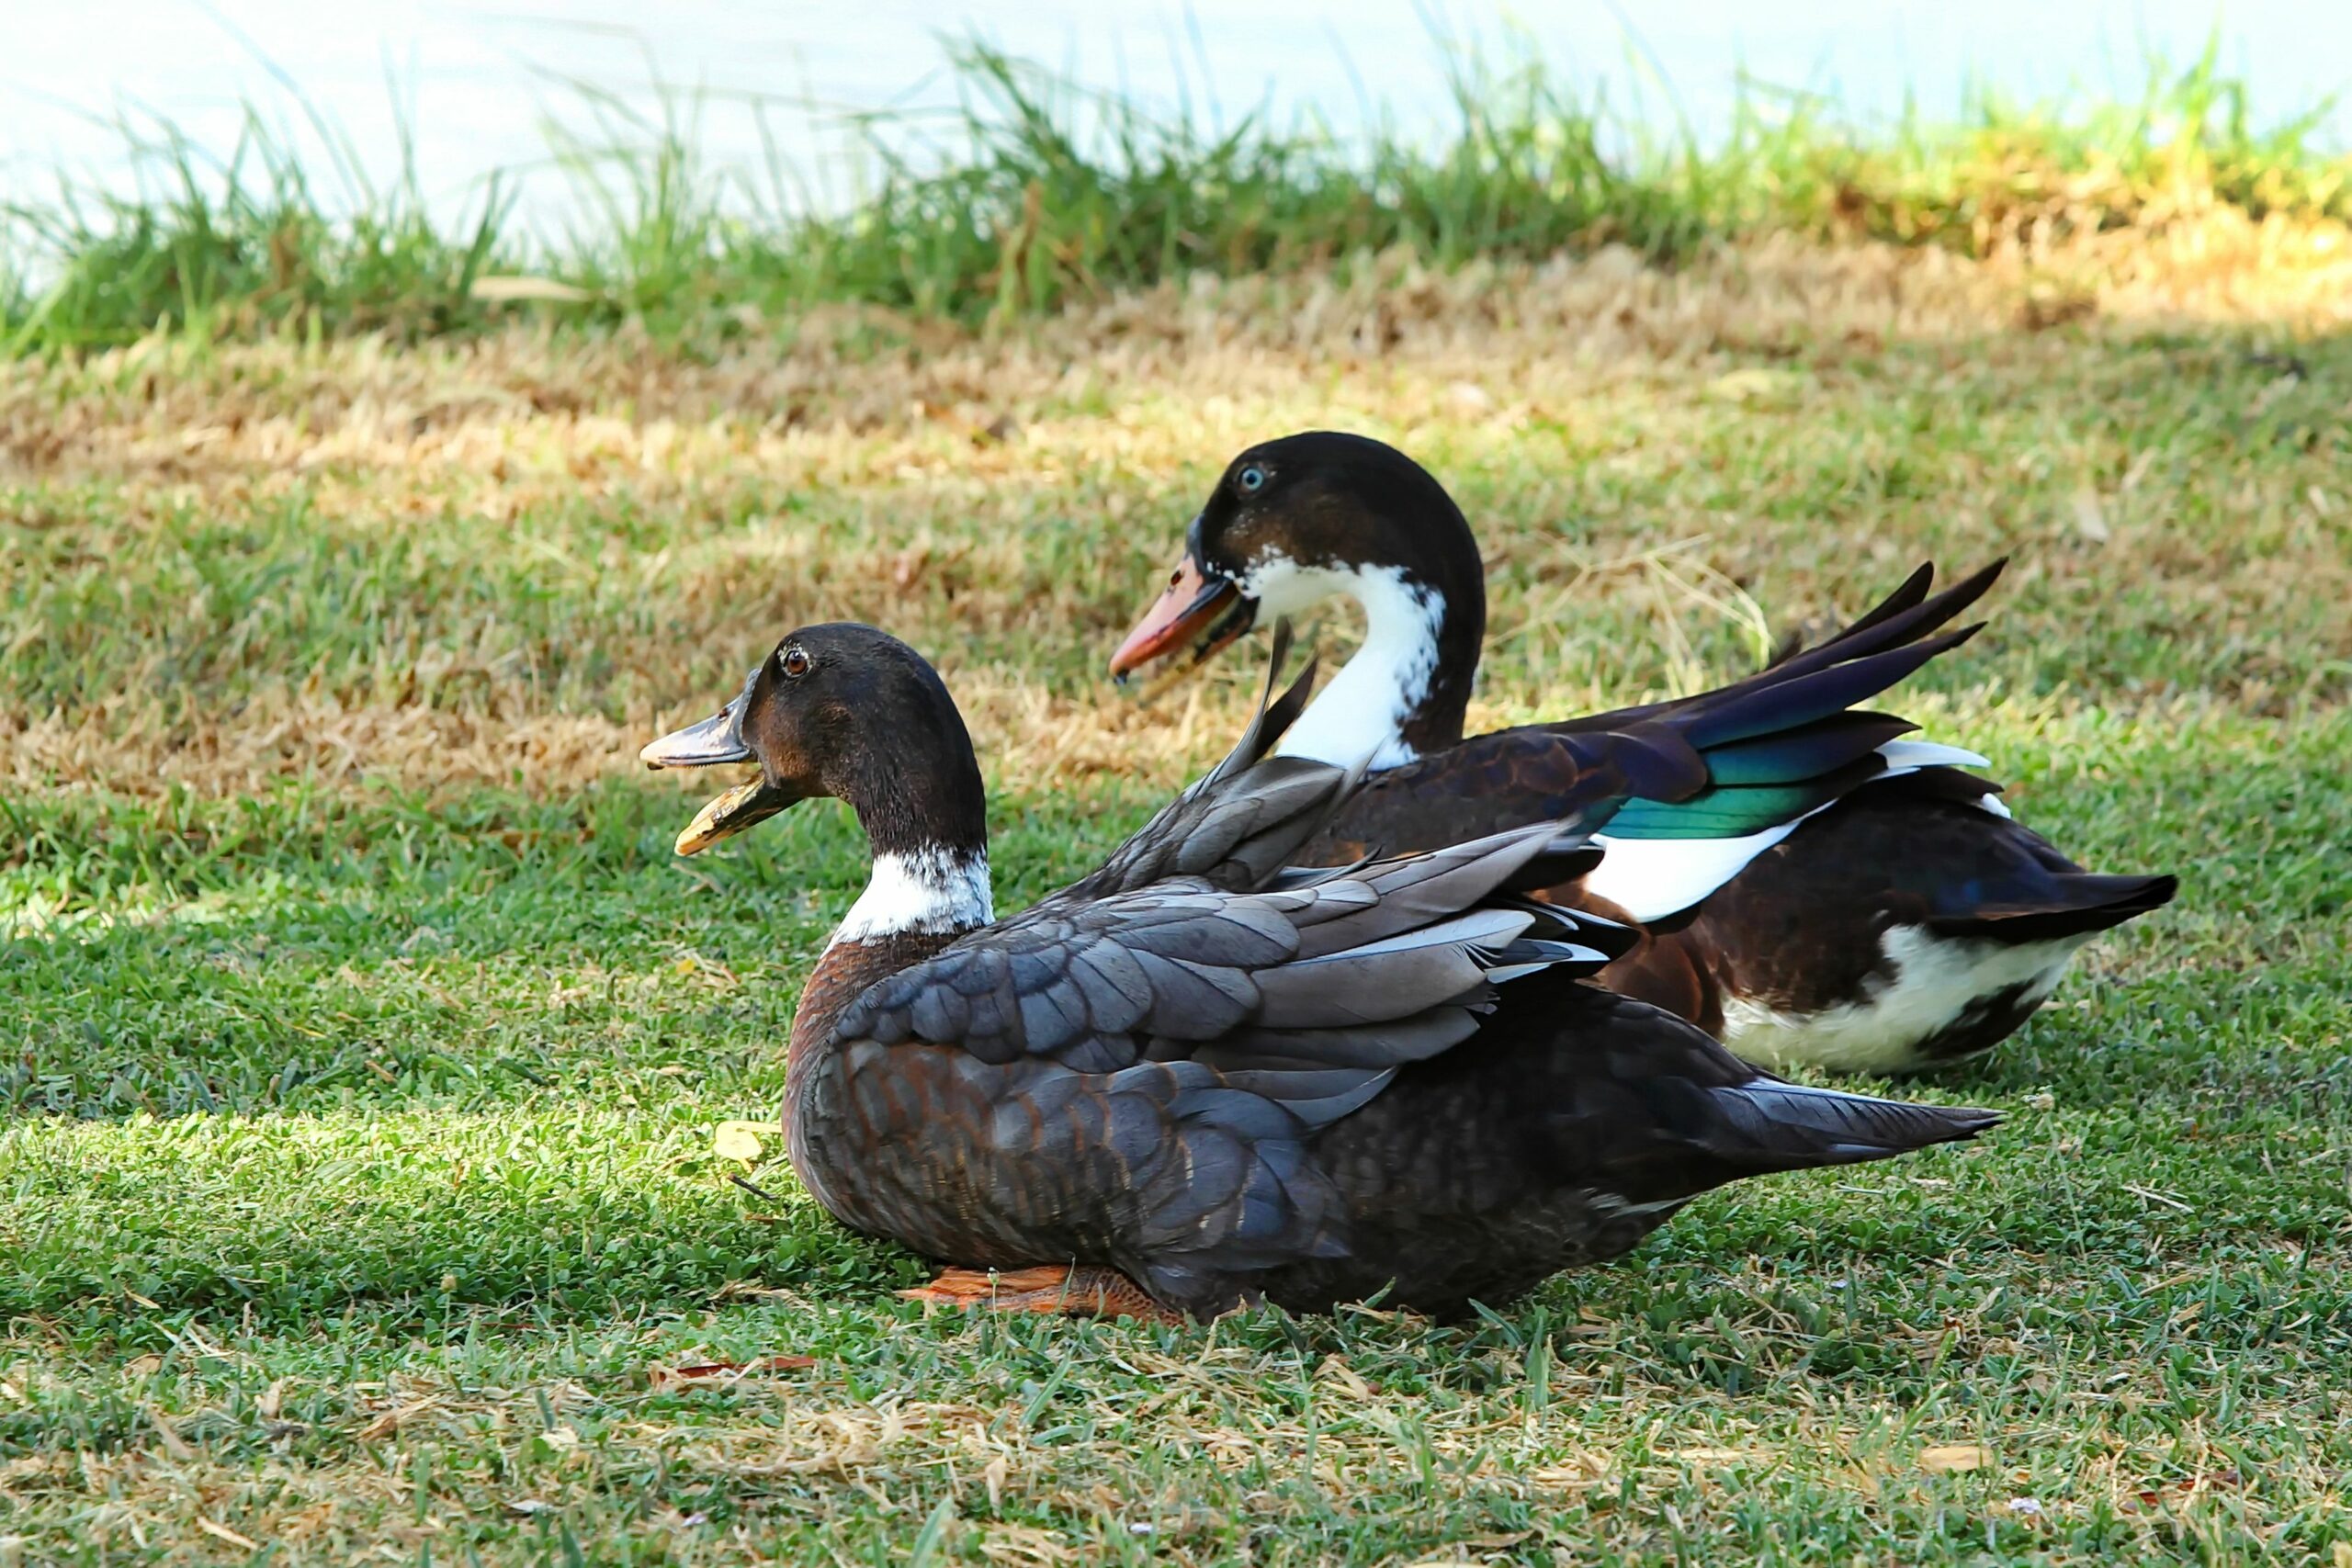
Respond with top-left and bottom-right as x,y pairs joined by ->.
7,1 -> 2345,231
7,0 -> 2346,347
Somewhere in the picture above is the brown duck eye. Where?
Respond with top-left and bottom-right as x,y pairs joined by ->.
779,646 -> 812,678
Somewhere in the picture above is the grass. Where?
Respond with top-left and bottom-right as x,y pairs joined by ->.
3,38 -> 2350,351
5,71 -> 2352,1564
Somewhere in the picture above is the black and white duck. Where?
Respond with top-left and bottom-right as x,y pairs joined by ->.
641,621 -> 1996,1323
1108,432 -> 2177,1076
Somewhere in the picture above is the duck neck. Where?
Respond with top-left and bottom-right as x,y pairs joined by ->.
1271,552 -> 1484,771
785,720 -> 994,1145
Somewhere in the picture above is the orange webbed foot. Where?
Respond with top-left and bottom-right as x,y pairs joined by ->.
899,1265 -> 1182,1324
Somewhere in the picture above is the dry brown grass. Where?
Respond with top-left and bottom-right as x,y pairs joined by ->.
6,218 -> 2349,809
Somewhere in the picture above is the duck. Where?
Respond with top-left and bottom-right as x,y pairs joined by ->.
1107,432 -> 2177,1076
640,620 -> 1996,1323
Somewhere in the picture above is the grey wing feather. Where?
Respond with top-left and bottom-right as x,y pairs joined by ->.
1065,625 -> 1360,900
816,649 -> 1634,1304
844,800 -> 1605,1089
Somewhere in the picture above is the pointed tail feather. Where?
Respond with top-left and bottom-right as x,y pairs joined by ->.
1928,873 -> 2179,944
1575,590 -> 1996,901
1682,623 -> 1983,749
1070,620 -> 1361,897
1707,1077 -> 2000,1168
1209,618 -> 1316,784
1763,560 -> 2007,677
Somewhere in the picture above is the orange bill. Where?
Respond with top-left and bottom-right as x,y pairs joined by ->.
1108,552 -> 1250,683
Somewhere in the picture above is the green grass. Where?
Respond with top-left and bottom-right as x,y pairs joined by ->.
6,724 -> 2348,1562
5,164 -> 2352,1559
4,722 -> 2346,1562
4,36 -> 2349,351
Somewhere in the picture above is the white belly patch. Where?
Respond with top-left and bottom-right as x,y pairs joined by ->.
1720,923 -> 2088,1074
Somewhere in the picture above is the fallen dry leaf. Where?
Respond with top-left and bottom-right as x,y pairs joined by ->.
147,1407 -> 196,1461
713,1120 -> 768,1165
122,1353 -> 164,1381
1921,1443 -> 1988,1472
2071,487 -> 2111,543
1532,1454 -> 1610,1488
1315,1354 -> 1374,1400
650,1355 -> 818,1387
196,1519 -> 260,1551
358,1399 -> 441,1441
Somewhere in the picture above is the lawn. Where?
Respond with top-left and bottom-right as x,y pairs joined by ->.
5,222 -> 2351,1562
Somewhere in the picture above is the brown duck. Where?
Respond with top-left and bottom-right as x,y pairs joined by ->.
1109,433 -> 2177,1075
641,622 -> 1996,1323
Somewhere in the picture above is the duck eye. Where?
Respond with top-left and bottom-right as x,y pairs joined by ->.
778,646 -> 812,679
1236,464 -> 1267,494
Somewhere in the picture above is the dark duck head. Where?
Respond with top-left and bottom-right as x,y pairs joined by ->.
1109,432 -> 1487,768
641,622 -> 993,942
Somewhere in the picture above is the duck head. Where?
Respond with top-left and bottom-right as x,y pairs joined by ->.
641,622 -> 988,868
1110,431 -> 1488,764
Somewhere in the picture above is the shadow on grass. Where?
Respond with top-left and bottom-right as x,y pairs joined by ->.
0,1101 -> 911,1333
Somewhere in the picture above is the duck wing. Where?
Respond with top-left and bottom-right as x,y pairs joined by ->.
820,817 -> 1632,1308
838,816 -> 1628,1086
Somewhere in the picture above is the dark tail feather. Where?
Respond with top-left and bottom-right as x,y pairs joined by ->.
1766,562 -> 1934,669
1681,623 -> 1983,749
1928,873 -> 2179,944
1763,560 -> 2008,678
1710,1079 -> 2001,1168
1210,618 -> 1317,784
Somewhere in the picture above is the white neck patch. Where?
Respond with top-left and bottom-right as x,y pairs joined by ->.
832,848 -> 995,943
1247,556 -> 1443,773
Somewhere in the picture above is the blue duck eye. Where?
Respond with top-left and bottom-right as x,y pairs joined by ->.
1237,465 -> 1267,494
